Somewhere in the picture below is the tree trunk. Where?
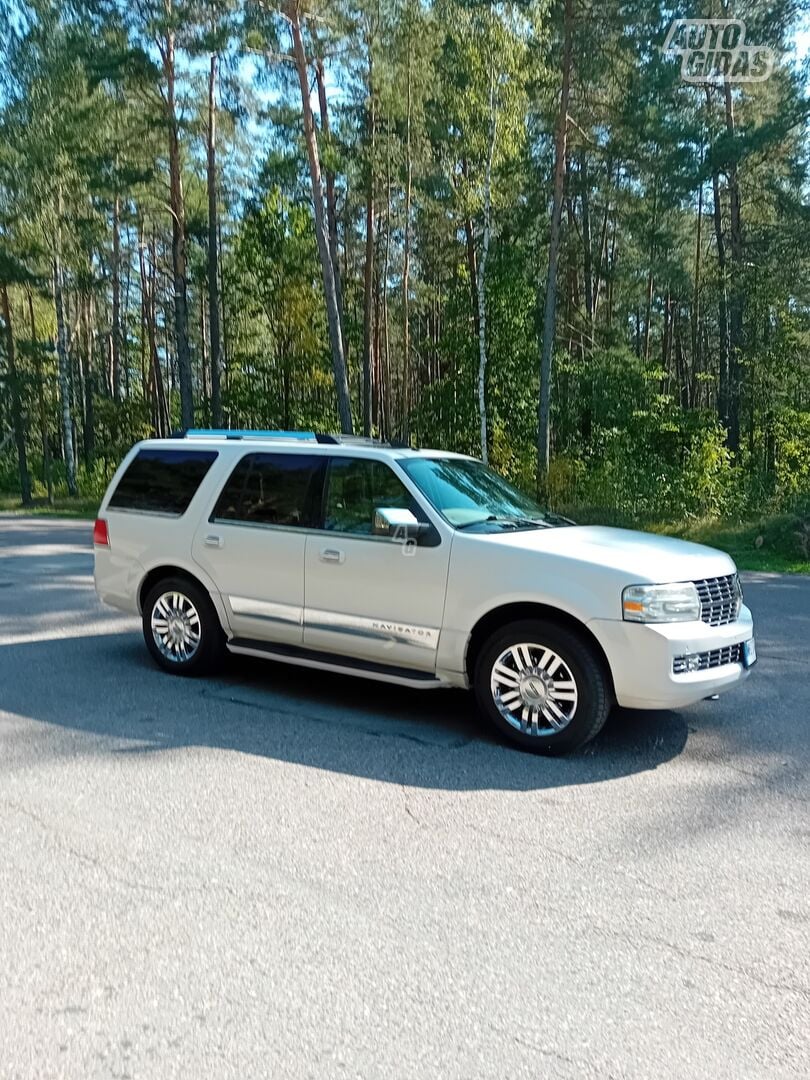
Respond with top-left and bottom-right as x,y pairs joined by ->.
139,249 -> 149,407
218,217 -> 229,401
314,56 -> 345,346
401,23 -> 413,440
84,291 -> 96,468
674,310 -> 689,410
691,177 -> 703,399
1,283 -> 32,504
580,154 -> 593,322
464,213 -> 481,342
606,217 -> 617,328
477,75 -> 497,464
111,193 -> 122,401
207,52 -> 223,427
579,156 -> 597,442
53,238 -> 77,494
140,232 -> 169,437
362,47 -> 375,437
537,0 -> 573,489
591,158 -> 613,320
382,112 -> 393,441
462,159 -> 482,343
373,249 -> 382,431
123,230 -> 132,397
163,10 -> 194,428
724,80 -> 743,454
28,289 -> 52,502
711,168 -> 731,436
287,3 -> 353,434
642,181 -> 657,364
200,288 -> 209,412
642,271 -> 654,362
661,288 -> 672,394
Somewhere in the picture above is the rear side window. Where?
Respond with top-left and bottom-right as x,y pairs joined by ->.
109,448 -> 218,515
212,453 -> 324,528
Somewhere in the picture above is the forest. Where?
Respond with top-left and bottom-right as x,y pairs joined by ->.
1,0 -> 809,551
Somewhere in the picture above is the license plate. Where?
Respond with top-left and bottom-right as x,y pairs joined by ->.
743,638 -> 757,668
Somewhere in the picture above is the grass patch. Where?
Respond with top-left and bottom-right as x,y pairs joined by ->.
563,504 -> 810,573
655,516 -> 810,574
0,494 -> 99,519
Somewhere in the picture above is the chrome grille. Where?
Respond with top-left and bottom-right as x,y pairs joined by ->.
673,643 -> 743,674
694,574 -> 741,627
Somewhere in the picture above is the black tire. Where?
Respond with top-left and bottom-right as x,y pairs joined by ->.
473,618 -> 612,755
142,575 -> 225,677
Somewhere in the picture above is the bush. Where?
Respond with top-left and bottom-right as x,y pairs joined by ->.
544,411 -> 734,523
774,410 -> 810,505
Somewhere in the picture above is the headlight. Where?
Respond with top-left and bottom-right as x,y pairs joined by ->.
622,582 -> 701,623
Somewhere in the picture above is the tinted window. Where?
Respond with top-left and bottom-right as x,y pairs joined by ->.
109,448 -> 218,515
324,458 -> 413,535
212,453 -> 324,527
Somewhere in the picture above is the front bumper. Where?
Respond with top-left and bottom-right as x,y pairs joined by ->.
588,604 -> 754,710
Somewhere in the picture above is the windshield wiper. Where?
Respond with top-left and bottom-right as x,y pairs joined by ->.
455,515 -> 499,530
455,515 -> 552,531
495,516 -> 554,529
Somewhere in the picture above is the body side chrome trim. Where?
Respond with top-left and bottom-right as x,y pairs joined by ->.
229,595 -> 303,626
304,607 -> 439,650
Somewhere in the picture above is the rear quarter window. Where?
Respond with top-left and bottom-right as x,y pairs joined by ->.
108,448 -> 218,515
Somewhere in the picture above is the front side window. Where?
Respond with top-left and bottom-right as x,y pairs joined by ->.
400,457 -> 569,531
323,458 -> 413,535
212,453 -> 324,528
109,448 -> 218,515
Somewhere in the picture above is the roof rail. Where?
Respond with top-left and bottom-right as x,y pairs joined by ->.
314,433 -> 395,446
175,429 -> 318,441
167,429 -> 418,449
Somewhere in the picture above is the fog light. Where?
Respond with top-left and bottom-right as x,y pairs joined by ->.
673,652 -> 702,674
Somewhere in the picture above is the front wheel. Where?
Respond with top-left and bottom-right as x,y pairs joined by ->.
142,576 -> 224,677
473,619 -> 611,754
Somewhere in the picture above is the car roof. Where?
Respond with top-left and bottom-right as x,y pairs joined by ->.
136,433 -> 473,462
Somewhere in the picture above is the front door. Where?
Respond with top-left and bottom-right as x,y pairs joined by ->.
303,456 -> 451,672
192,451 -> 325,645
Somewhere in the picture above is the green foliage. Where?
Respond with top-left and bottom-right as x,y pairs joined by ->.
1,0 -> 809,555
773,410 -> 810,502
548,410 -> 736,523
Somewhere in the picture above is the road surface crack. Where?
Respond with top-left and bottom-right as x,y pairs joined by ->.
594,925 -> 810,1001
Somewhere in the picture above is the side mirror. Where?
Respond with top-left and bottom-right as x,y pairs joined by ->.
373,507 -> 428,542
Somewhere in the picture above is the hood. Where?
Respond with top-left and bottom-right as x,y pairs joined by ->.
473,524 -> 735,584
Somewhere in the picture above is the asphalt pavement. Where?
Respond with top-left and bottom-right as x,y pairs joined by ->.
0,515 -> 808,1079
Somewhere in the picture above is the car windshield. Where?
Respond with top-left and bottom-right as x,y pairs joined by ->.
400,457 -> 570,531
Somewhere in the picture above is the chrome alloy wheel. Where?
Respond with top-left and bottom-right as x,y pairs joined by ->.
490,643 -> 579,737
150,590 -> 202,663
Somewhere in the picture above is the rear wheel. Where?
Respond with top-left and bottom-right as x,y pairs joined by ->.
142,576 -> 224,677
473,619 -> 611,754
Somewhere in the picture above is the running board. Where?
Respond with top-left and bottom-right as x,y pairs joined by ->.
226,637 -> 449,690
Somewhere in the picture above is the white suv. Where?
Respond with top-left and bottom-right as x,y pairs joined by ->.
93,430 -> 755,754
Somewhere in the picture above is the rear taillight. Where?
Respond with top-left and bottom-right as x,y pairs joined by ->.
93,518 -> 110,547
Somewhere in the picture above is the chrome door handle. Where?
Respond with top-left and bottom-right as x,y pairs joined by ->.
320,547 -> 344,564
204,534 -> 224,548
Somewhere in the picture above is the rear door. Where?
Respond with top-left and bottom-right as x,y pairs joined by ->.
303,456 -> 451,672
192,451 -> 325,645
